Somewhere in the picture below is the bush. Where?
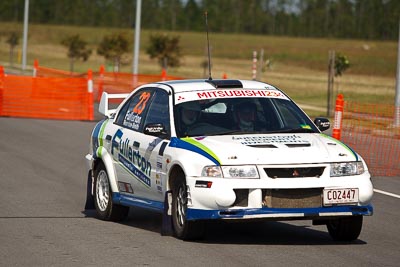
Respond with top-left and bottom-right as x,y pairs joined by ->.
146,34 -> 182,69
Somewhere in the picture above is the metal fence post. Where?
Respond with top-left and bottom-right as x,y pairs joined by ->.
327,50 -> 335,117
252,51 -> 257,80
394,19 -> 400,127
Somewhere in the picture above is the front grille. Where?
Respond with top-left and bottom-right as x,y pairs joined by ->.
264,167 -> 325,178
262,188 -> 322,208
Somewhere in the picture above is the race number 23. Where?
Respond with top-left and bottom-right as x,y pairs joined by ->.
133,92 -> 151,114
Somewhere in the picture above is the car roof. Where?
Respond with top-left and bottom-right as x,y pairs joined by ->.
146,79 -> 279,94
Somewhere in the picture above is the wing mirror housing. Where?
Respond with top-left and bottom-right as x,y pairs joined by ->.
314,117 -> 330,132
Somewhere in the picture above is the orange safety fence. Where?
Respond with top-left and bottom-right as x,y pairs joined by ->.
0,71 -> 92,121
33,61 -> 183,101
341,101 -> 400,177
36,65 -> 83,78
33,59 -> 82,78
93,70 -> 183,102
1,62 -> 183,121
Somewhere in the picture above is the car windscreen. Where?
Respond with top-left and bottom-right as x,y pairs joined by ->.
174,97 -> 318,137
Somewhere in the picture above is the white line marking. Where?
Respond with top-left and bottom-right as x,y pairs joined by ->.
374,189 -> 400,199
319,212 -> 352,216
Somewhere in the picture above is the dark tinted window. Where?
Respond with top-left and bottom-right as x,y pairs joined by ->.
173,97 -> 317,137
115,89 -> 154,132
271,98 -> 311,129
143,90 -> 170,137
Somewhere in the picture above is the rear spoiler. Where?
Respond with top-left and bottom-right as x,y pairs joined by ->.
99,92 -> 129,117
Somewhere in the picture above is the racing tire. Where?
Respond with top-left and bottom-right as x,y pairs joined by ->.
327,216 -> 363,241
94,162 -> 129,222
171,175 -> 205,240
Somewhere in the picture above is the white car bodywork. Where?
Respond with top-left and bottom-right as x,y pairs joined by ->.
85,79 -> 373,240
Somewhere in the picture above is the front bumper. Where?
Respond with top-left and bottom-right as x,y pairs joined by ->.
186,204 -> 373,221
187,170 -> 373,207
185,170 -> 373,221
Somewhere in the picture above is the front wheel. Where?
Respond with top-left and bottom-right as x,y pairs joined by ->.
94,162 -> 129,222
171,175 -> 205,240
327,216 -> 363,241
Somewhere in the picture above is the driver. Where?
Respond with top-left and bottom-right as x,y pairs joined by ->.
234,101 -> 258,131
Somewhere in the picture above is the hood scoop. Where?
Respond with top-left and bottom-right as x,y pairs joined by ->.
247,144 -> 277,148
286,143 -> 311,148
246,143 -> 311,148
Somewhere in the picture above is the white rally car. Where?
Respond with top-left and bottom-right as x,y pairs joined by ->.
85,79 -> 373,241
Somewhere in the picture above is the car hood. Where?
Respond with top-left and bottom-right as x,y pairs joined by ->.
176,133 -> 359,165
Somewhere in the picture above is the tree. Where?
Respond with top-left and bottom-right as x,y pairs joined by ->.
61,34 -> 91,73
97,33 -> 131,72
1,0 -> 400,40
335,53 -> 350,77
334,53 -> 350,104
6,32 -> 19,67
146,34 -> 182,69
181,0 -> 202,31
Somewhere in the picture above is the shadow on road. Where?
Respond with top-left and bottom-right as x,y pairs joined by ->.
82,207 -> 367,246
201,220 -> 366,245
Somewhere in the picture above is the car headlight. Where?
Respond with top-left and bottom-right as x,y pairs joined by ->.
202,165 -> 259,178
330,161 -> 365,177
201,166 -> 222,177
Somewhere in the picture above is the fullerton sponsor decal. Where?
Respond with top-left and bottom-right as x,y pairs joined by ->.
123,110 -> 142,130
175,89 -> 288,103
112,129 -> 152,187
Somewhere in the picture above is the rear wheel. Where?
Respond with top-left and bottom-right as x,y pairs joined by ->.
94,162 -> 129,221
171,174 -> 205,240
327,216 -> 363,241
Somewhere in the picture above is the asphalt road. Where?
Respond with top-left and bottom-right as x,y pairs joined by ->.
1,117 -> 399,267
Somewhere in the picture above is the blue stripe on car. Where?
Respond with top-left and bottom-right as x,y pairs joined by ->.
169,137 -> 220,165
113,192 -> 164,213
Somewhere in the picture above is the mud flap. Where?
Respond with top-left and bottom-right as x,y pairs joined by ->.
84,171 -> 95,210
161,190 -> 173,236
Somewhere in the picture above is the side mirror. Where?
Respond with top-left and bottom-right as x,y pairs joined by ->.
144,123 -> 169,138
314,117 -> 330,132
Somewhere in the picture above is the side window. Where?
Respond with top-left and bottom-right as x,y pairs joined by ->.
143,90 -> 170,136
115,89 -> 153,132
204,102 -> 227,113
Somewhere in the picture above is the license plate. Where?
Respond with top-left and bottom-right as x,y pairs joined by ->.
323,188 -> 359,206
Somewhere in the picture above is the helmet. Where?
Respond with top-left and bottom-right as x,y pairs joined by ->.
180,101 -> 201,126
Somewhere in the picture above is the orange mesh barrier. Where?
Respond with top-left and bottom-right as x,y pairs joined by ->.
341,101 -> 400,176
33,62 -> 183,102
0,73 -> 91,120
1,62 -> 182,121
35,65 -> 82,78
93,71 -> 183,102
